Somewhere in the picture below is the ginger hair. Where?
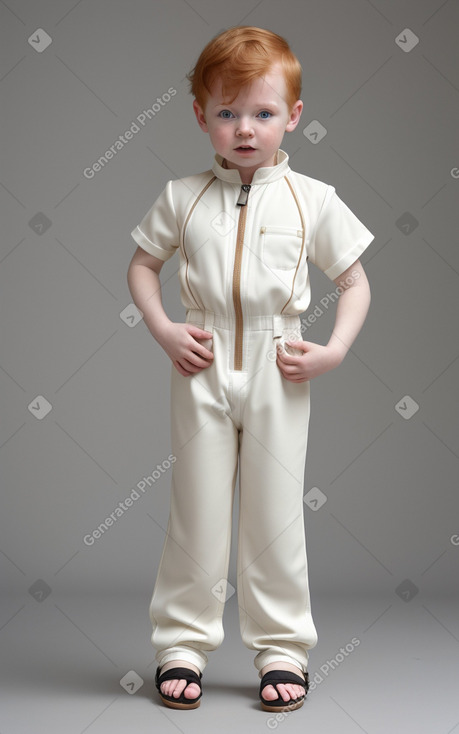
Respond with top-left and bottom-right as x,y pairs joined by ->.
186,26 -> 302,112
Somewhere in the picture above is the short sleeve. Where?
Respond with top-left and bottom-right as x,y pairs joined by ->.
309,186 -> 375,280
130,180 -> 179,261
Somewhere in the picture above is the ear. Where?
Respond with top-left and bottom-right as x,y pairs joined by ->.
193,99 -> 209,132
285,100 -> 303,132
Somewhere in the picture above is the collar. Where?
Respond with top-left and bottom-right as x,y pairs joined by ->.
211,148 -> 290,185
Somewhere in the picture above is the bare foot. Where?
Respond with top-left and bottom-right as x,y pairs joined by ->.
260,661 -> 306,704
158,659 -> 201,700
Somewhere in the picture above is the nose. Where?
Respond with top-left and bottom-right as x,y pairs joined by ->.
236,116 -> 254,137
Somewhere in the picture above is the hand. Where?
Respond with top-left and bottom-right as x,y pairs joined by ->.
157,322 -> 214,376
276,339 -> 343,382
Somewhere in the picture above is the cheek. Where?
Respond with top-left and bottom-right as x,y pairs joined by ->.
210,126 -> 232,146
264,122 -> 284,140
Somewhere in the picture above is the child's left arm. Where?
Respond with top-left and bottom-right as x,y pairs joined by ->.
276,259 -> 371,383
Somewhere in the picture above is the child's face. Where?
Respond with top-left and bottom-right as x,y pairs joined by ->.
193,61 -> 303,181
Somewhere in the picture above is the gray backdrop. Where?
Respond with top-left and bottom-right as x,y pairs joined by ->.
1,1 -> 458,732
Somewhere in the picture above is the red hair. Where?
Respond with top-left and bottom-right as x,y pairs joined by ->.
187,26 -> 302,112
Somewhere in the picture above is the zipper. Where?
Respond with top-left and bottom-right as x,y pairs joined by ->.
232,184 -> 251,370
237,184 -> 251,206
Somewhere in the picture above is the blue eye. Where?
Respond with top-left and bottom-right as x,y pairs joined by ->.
219,110 -> 234,119
258,111 -> 272,119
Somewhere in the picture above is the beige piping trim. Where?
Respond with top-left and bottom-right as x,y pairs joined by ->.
182,176 -> 217,308
281,176 -> 306,314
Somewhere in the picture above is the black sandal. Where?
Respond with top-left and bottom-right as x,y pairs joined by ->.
155,665 -> 203,709
259,669 -> 309,712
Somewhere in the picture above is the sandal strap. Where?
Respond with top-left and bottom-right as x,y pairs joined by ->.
155,666 -> 202,691
260,669 -> 308,693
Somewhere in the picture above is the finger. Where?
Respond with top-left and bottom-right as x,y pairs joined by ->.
276,346 -> 299,363
188,352 -> 213,368
174,356 -> 202,374
292,339 -> 314,348
278,367 -> 302,381
181,356 -> 207,373
173,361 -> 192,377
284,342 -> 309,359
280,369 -> 306,382
186,324 -> 214,340
285,339 -> 305,349
276,354 -> 300,372
191,342 -> 214,361
185,326 -> 214,355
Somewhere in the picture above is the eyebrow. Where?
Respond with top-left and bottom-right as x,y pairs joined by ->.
212,100 -> 280,109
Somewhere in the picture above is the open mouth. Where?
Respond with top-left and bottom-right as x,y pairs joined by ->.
235,145 -> 255,151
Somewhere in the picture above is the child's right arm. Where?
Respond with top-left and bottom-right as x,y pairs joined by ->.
127,246 -> 214,377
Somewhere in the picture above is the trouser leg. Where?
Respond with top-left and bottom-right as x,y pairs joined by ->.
237,328 -> 318,677
150,331 -> 238,673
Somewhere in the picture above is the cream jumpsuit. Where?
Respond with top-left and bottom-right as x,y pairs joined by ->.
131,148 -> 374,677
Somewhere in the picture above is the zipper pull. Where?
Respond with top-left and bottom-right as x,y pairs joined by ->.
237,184 -> 251,206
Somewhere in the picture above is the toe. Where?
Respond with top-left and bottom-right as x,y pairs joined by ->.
161,680 -> 175,697
161,679 -> 181,697
161,679 -> 200,699
286,683 -> 305,700
276,683 -> 293,702
261,683 -> 280,701
183,682 -> 200,699
262,681 -> 305,704
172,680 -> 186,697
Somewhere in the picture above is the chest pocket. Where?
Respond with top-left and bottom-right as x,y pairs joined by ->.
260,225 -> 304,271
